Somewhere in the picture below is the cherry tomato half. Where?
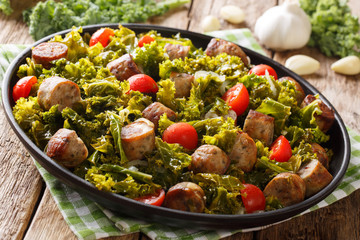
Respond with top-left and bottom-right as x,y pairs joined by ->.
128,74 -> 159,94
269,135 -> 292,162
89,28 -> 115,47
134,189 -> 165,206
249,64 -> 278,80
240,184 -> 266,213
162,122 -> 198,150
12,76 -> 38,102
221,83 -> 249,116
138,35 -> 155,47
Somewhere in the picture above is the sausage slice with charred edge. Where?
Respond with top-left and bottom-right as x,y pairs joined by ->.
228,132 -> 257,172
120,118 -> 155,161
300,94 -> 335,133
297,159 -> 333,197
107,54 -> 142,81
243,110 -> 275,147
46,128 -> 88,168
37,76 -> 81,111
263,172 -> 306,207
278,76 -> 306,106
32,42 -> 68,69
311,143 -> 330,169
164,43 -> 190,61
205,38 -> 249,66
163,182 -> 206,213
142,102 -> 177,130
169,72 -> 194,98
190,144 -> 231,175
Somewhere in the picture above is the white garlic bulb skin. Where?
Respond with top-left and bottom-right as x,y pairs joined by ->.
254,2 -> 311,51
201,16 -> 221,32
285,55 -> 320,75
331,56 -> 360,75
220,5 -> 245,24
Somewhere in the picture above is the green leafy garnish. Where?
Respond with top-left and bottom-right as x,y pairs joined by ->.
23,0 -> 190,41
300,0 -> 360,57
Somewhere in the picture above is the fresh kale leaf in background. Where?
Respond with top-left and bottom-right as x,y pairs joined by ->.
0,0 -> 12,15
21,0 -> 189,41
300,0 -> 360,58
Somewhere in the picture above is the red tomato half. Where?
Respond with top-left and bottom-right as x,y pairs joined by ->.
128,74 -> 159,94
162,122 -> 198,150
269,135 -> 292,162
138,35 -> 155,47
12,76 -> 38,102
134,189 -> 165,206
249,64 -> 278,80
221,83 -> 249,116
89,28 -> 115,47
240,184 -> 266,213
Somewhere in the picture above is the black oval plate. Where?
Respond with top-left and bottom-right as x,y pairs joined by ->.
2,23 -> 351,230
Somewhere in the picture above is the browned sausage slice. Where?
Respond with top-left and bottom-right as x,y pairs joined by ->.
297,159 -> 333,197
190,144 -> 231,175
120,118 -> 155,161
205,38 -> 249,66
32,42 -> 68,69
278,76 -> 306,106
37,76 -> 81,111
228,132 -> 257,172
169,72 -> 194,98
243,110 -> 274,147
142,102 -> 177,130
165,43 -> 190,61
263,172 -> 306,207
107,54 -> 142,81
311,143 -> 330,169
300,95 -> 335,133
46,128 -> 88,168
163,182 -> 205,213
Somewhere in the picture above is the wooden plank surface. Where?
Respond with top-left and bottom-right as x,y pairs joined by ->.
0,0 -> 359,239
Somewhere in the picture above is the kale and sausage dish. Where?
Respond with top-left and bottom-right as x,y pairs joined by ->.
12,24 -> 335,214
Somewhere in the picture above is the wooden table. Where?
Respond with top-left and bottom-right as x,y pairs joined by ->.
1,0 -> 359,239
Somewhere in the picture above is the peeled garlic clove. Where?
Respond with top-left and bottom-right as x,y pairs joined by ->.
220,5 -> 245,24
285,55 -> 320,75
331,56 -> 360,75
201,16 -> 221,32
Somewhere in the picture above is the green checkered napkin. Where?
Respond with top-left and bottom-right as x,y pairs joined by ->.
1,29 -> 360,240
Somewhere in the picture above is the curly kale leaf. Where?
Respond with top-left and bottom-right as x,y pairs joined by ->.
175,73 -> 226,121
0,0 -> 12,15
156,79 -> 177,110
145,138 -> 192,189
159,53 -> 247,80
52,27 -> 88,62
85,166 -> 160,198
202,117 -> 238,153
12,97 -> 63,150
24,0 -> 190,41
107,111 -> 128,165
193,173 -> 244,214
62,107 -> 104,147
133,41 -> 167,79
255,97 -> 291,135
239,74 -> 281,110
300,0 -> 360,57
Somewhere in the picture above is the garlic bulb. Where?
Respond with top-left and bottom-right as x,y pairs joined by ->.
331,56 -> 360,75
285,55 -> 320,75
201,16 -> 221,32
220,5 -> 245,24
254,1 -> 311,50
